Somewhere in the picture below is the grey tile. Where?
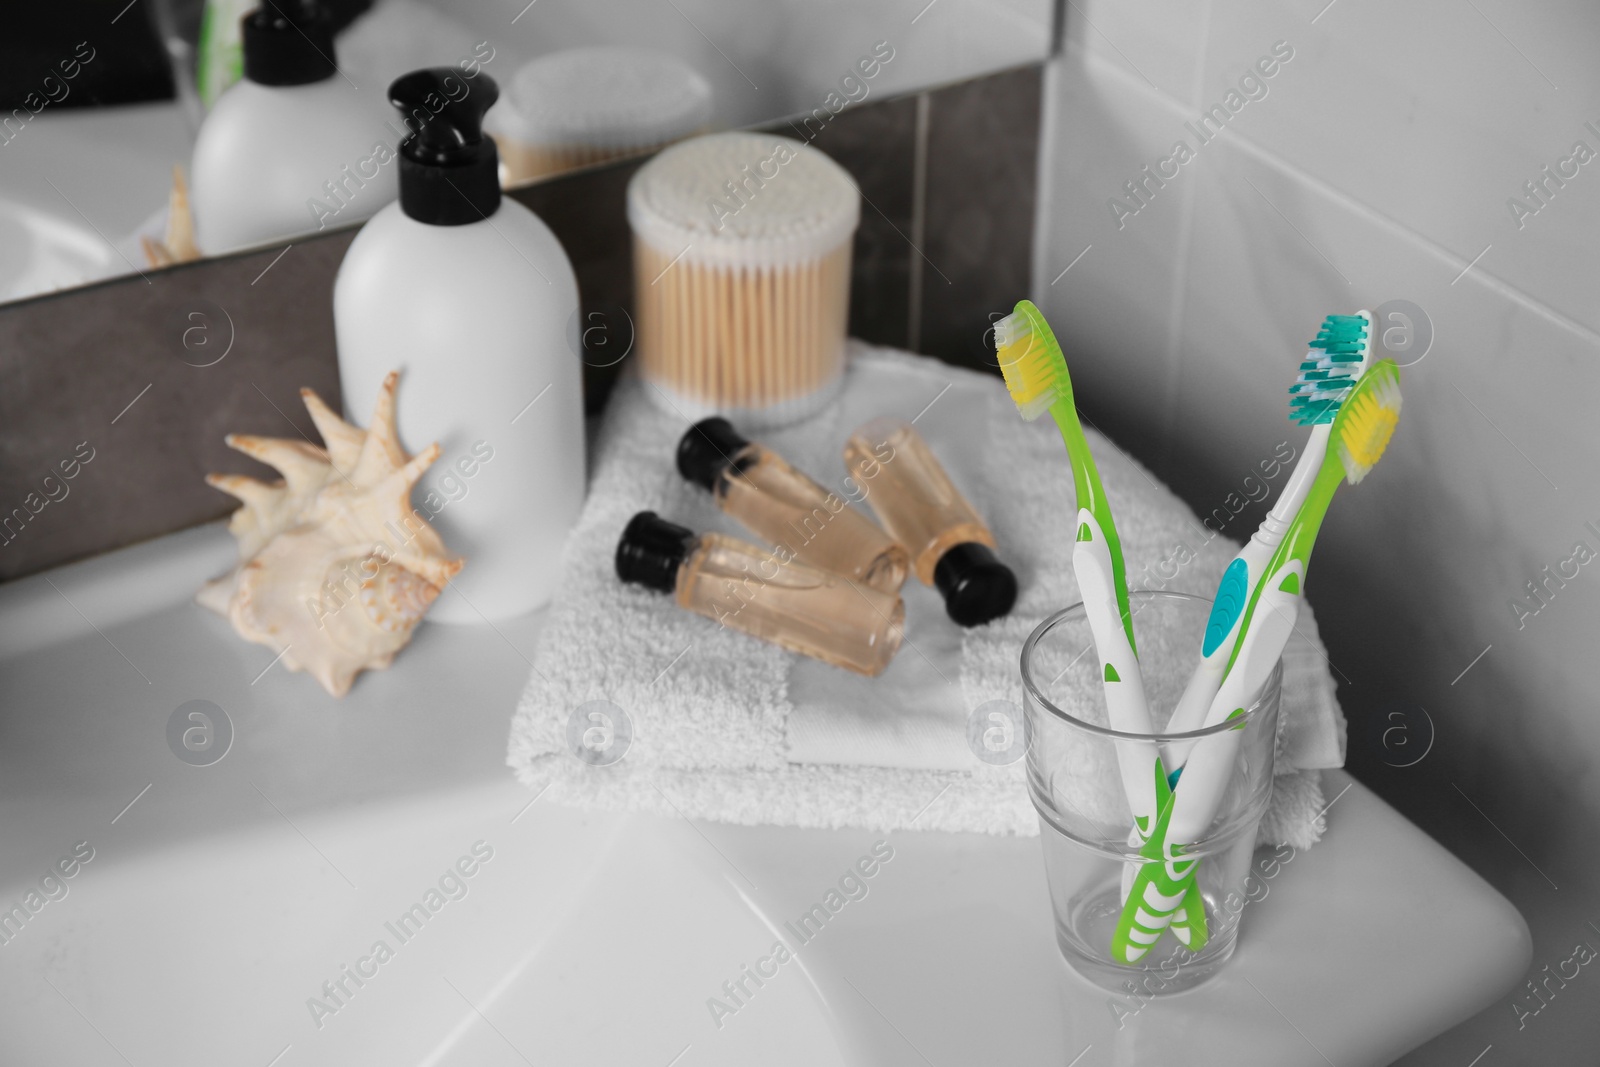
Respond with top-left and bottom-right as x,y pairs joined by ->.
776,93 -> 919,350
0,234 -> 351,581
917,65 -> 1043,374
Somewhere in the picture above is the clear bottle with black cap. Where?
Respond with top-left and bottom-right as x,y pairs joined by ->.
334,68 -> 584,623
676,417 -> 908,594
616,512 -> 905,677
843,417 -> 1017,627
191,0 -> 395,252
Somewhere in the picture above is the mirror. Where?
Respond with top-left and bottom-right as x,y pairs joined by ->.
0,0 -> 1052,305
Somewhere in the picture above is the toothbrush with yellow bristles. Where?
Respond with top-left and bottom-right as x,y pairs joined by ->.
1115,357 -> 1404,961
993,300 -> 1166,851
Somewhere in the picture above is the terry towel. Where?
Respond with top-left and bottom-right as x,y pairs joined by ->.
507,344 -> 1346,848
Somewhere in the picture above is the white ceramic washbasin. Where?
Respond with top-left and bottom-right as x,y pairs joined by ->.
0,523 -> 1530,1066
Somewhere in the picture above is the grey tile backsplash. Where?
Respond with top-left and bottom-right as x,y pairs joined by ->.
0,64 -> 1042,582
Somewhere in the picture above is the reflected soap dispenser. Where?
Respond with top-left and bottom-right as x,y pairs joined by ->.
191,0 -> 394,252
334,69 -> 585,623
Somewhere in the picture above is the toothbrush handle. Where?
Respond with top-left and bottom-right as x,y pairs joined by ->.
1253,423 -> 1331,550
1110,575 -> 1298,962
1073,511 -> 1160,826
1167,574 -> 1301,844
1163,424 -> 1326,767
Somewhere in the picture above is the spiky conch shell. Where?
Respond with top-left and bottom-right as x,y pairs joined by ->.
198,371 -> 464,696
142,165 -> 202,268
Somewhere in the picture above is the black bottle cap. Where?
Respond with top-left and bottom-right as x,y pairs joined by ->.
933,542 -> 1018,627
242,2 -> 338,87
389,69 -> 501,225
676,417 -> 753,491
616,511 -> 694,594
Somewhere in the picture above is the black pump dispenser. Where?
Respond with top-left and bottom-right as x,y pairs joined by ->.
389,69 -> 501,226
242,1 -> 338,87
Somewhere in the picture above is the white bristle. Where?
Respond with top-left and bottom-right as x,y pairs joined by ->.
994,312 -> 1026,350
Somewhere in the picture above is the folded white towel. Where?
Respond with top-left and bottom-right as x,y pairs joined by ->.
507,344 -> 1345,848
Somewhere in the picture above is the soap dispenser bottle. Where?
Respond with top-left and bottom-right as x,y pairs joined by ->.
190,0 -> 395,252
334,69 -> 584,623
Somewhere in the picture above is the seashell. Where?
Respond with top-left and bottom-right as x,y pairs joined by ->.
142,165 -> 202,268
199,371 -> 464,696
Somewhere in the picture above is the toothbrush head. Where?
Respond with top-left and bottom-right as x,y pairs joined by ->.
1332,358 -> 1401,483
994,299 -> 1073,421
1290,311 -> 1373,426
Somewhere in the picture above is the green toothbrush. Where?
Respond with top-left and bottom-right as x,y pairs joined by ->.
994,300 -> 1167,883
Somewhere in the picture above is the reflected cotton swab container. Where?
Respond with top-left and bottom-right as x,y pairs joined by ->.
487,47 -> 712,185
628,132 -> 859,428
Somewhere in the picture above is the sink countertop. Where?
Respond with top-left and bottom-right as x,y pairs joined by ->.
0,523 -> 1530,1066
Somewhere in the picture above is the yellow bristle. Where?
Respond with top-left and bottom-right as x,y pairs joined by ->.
994,311 -> 1062,421
1336,368 -> 1401,482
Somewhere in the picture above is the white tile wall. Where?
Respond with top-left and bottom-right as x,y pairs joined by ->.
1035,3 -> 1600,1061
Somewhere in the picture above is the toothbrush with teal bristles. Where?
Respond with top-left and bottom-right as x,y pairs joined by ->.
1162,311 -> 1376,778
993,300 -> 1166,853
1156,310 -> 1374,952
1116,357 -> 1404,959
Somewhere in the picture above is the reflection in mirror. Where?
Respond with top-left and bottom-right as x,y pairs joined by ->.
0,0 -> 1050,305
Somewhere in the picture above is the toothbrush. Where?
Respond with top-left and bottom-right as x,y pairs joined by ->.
993,300 -> 1165,843
1162,312 -> 1376,778
1111,761 -> 1210,961
1154,311 -> 1372,951
1115,358 -> 1403,957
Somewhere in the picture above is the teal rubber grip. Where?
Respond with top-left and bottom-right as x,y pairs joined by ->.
1201,558 -> 1249,657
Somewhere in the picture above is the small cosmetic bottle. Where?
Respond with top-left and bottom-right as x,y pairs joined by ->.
843,417 -> 1018,627
615,512 -> 904,677
676,418 -> 909,594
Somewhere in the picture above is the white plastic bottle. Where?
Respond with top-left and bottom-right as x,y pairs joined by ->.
334,68 -> 585,623
191,1 -> 395,253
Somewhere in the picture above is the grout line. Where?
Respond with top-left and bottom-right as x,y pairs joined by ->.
906,91 -> 931,352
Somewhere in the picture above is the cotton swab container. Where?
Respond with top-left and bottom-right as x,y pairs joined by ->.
628,132 -> 859,428
487,46 -> 712,186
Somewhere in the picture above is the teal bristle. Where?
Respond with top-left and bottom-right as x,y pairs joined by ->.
1290,313 -> 1368,426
